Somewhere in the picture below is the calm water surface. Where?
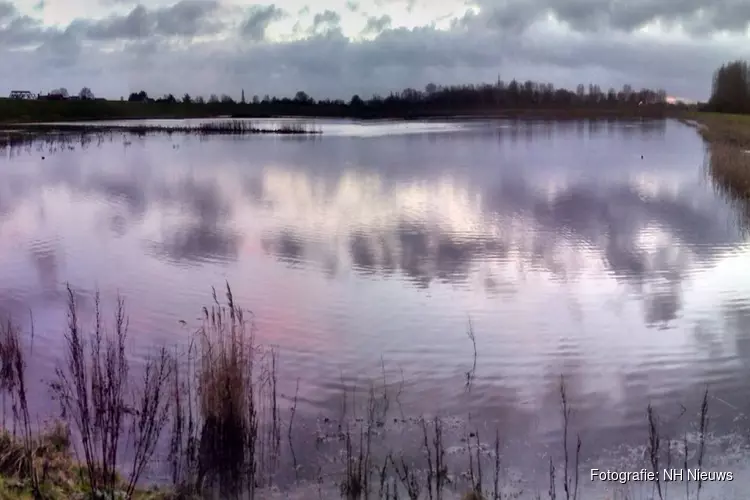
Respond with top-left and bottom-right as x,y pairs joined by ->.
2,118 -> 750,495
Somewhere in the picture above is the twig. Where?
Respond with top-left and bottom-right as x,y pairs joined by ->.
288,378 -> 300,480
465,317 -> 477,392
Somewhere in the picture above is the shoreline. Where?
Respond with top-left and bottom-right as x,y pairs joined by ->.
679,111 -> 750,146
680,111 -> 750,203
0,97 -> 673,125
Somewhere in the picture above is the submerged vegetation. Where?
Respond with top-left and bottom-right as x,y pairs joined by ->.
16,121 -> 319,136
0,120 -> 319,151
0,284 -> 725,499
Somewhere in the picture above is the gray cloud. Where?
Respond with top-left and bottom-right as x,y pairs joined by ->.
311,9 -> 341,34
1,0 -> 747,101
240,4 -> 285,41
0,2 -> 64,50
35,25 -> 82,67
374,0 -> 417,13
154,0 -> 223,36
362,14 -> 391,35
0,1 -> 15,19
469,0 -> 750,35
42,21 -> 732,101
83,0 -> 223,41
345,1 -> 359,12
85,5 -> 152,40
0,14 -> 50,47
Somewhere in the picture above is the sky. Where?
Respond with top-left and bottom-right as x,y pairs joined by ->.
1,0 -> 749,101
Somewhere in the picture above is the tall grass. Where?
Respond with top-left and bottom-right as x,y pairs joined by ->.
0,318 -> 40,496
685,113 -> 750,209
705,142 -> 750,201
168,284 -> 281,499
195,120 -> 316,135
702,138 -> 750,235
196,289 -> 260,498
559,377 -> 580,500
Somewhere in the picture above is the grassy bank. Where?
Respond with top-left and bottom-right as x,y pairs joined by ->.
682,111 -> 750,147
682,112 -> 750,200
0,284 -> 721,500
0,427 -> 170,500
0,97 -> 671,124
0,99 -> 226,123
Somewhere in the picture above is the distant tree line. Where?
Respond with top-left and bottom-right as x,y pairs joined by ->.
707,60 -> 750,114
33,87 -> 96,101
125,78 -> 668,119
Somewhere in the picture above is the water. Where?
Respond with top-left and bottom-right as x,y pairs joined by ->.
2,118 -> 750,497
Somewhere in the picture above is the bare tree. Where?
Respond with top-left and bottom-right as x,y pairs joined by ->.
79,87 -> 95,100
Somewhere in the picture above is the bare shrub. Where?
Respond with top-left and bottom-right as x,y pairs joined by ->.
51,285 -> 173,499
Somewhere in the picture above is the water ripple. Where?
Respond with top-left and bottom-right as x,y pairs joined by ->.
1,118 -> 750,487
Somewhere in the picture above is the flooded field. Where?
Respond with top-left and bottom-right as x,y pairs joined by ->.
1,118 -> 749,498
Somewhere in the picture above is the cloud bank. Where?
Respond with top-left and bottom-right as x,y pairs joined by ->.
1,0 -> 749,100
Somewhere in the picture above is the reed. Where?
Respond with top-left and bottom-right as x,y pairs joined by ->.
168,283 -> 281,499
0,120 -> 320,140
647,403 -> 663,500
0,319 -> 39,496
559,377 -> 580,500
0,120 -> 321,155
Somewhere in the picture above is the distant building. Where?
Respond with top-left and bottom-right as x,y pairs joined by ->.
43,88 -> 70,100
38,93 -> 66,101
9,90 -> 34,100
666,96 -> 696,105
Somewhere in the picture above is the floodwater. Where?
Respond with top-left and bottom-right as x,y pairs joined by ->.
2,118 -> 750,497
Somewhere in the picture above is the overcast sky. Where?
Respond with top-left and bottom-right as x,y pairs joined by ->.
2,0 -> 748,101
